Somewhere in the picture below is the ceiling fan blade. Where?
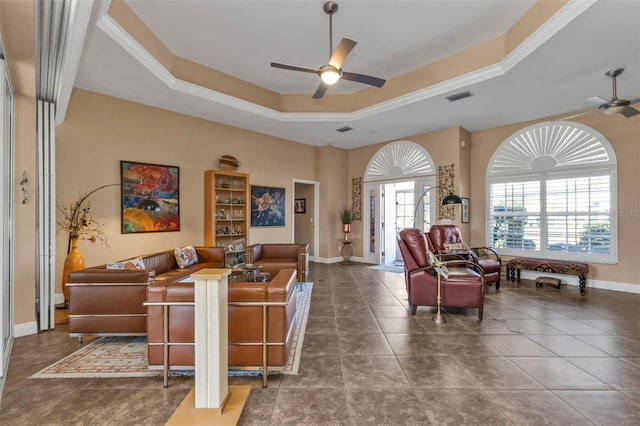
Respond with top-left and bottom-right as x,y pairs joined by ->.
586,96 -> 609,104
312,82 -> 329,99
620,106 -> 640,118
559,109 -> 596,121
629,97 -> 640,105
328,38 -> 357,69
341,71 -> 386,88
271,62 -> 319,74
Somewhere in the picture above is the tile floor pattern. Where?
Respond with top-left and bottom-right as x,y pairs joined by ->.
2,262 -> 640,425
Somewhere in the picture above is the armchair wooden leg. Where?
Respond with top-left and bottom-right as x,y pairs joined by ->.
409,304 -> 417,315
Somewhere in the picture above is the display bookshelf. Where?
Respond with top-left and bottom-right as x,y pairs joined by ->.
204,170 -> 250,267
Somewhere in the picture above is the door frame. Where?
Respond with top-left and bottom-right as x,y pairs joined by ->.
292,179 -> 320,262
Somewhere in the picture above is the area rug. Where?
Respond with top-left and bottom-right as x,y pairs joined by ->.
369,264 -> 403,273
30,282 -> 313,379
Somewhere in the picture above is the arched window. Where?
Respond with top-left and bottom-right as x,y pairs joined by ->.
486,122 -> 617,264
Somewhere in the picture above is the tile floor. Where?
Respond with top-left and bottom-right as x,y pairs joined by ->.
1,262 -> 640,425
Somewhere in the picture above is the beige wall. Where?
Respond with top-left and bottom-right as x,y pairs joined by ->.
55,89 -> 324,295
2,1 -> 37,327
317,146 -> 349,259
13,96 -> 37,325
470,112 -> 640,286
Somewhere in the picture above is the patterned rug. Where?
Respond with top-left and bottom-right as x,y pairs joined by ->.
30,282 -> 313,379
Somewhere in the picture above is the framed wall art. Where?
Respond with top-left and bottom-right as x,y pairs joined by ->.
120,161 -> 180,233
250,185 -> 285,227
295,198 -> 306,214
461,197 -> 470,223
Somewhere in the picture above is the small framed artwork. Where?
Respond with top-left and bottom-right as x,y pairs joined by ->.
461,197 -> 470,223
120,161 -> 180,233
295,198 -> 306,214
250,185 -> 285,227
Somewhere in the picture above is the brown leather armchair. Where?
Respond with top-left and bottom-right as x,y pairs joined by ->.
428,224 -> 502,290
398,228 -> 485,320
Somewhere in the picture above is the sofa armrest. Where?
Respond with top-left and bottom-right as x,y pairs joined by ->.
470,246 -> 501,263
245,244 -> 262,263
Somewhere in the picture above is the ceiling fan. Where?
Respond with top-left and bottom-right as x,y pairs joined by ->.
586,68 -> 640,118
270,1 -> 386,99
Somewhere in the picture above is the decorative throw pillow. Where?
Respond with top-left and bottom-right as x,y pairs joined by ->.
106,256 -> 146,270
443,242 -> 469,250
427,250 -> 449,279
175,246 -> 198,269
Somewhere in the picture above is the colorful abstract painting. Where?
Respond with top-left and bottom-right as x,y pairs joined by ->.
250,185 -> 285,227
120,161 -> 180,233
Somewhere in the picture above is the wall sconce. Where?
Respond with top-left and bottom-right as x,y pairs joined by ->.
20,171 -> 28,204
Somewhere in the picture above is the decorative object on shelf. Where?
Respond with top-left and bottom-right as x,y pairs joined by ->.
120,161 -> 179,233
20,170 -> 28,204
295,198 -> 306,214
219,155 -> 240,171
251,185 -> 285,227
351,177 -> 362,221
57,183 -> 119,307
340,207 -> 353,241
437,164 -> 456,220
461,197 -> 470,223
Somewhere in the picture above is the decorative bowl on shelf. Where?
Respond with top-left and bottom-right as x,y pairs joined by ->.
219,155 -> 240,171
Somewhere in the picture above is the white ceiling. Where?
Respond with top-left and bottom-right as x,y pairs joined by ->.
72,0 -> 640,149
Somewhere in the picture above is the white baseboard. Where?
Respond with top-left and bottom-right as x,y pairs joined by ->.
14,321 -> 38,337
515,271 -> 640,294
314,256 -> 366,264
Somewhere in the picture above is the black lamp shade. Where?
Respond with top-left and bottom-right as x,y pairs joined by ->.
441,193 -> 463,205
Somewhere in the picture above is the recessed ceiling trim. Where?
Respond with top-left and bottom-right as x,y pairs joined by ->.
501,0 -> 598,70
95,1 -> 597,127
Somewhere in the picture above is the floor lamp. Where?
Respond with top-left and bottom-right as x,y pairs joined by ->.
412,186 -> 463,323
412,186 -> 463,226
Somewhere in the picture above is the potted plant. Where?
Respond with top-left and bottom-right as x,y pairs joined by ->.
340,207 -> 353,240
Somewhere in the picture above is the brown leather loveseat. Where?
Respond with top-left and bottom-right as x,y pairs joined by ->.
246,243 -> 309,282
146,268 -> 298,386
67,246 -> 226,339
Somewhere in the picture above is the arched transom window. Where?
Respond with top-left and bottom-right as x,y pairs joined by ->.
486,121 -> 617,264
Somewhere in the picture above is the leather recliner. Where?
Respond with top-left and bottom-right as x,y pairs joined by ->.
428,224 -> 502,290
398,228 -> 485,320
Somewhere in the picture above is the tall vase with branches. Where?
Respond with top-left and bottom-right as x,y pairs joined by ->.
56,183 -> 118,307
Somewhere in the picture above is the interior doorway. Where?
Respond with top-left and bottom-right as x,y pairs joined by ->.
292,179 -> 319,261
364,177 -> 435,266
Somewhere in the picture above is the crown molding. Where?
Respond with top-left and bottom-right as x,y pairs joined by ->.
97,0 -> 596,125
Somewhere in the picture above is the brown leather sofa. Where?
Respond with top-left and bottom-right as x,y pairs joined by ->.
429,224 -> 502,290
245,243 -> 309,282
67,246 -> 226,339
146,268 -> 298,384
398,228 -> 486,320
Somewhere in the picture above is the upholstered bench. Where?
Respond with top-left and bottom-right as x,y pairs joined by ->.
507,257 -> 588,293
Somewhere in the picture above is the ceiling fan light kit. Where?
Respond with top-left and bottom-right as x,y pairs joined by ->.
270,1 -> 386,99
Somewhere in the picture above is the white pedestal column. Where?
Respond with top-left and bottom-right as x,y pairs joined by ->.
192,268 -> 231,410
